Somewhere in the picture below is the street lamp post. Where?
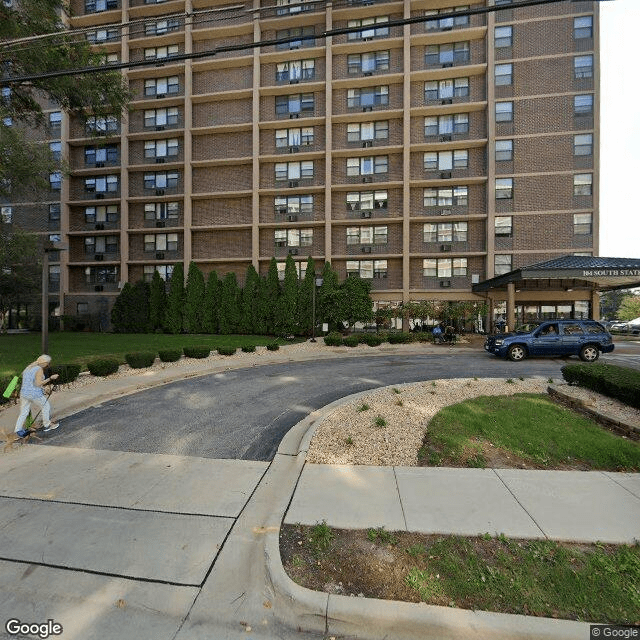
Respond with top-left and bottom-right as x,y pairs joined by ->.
310,275 -> 323,342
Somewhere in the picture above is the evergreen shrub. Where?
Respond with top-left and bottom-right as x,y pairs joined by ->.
218,346 -> 237,356
324,332 -> 343,347
342,334 -> 360,347
87,358 -> 120,377
241,344 -> 256,353
266,342 -> 280,351
49,364 -> 82,384
125,352 -> 156,369
360,334 -> 385,347
158,349 -> 182,362
561,363 -> 640,409
388,332 -> 414,344
183,345 -> 211,359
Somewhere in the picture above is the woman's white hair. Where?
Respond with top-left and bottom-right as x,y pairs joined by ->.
36,355 -> 52,366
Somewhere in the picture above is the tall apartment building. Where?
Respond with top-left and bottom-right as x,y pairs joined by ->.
4,0 -> 599,328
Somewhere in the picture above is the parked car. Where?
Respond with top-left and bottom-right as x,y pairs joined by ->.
610,317 -> 640,335
484,319 -> 614,362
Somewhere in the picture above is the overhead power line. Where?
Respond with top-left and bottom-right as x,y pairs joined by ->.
2,0 -> 601,85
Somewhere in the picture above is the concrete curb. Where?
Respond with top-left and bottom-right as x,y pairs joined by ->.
266,384 -> 592,640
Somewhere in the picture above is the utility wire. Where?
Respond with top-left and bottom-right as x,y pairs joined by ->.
2,0 -> 601,85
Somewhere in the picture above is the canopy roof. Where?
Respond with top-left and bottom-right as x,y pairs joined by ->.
472,256 -> 640,294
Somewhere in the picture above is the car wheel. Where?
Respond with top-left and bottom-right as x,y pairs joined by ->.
579,345 -> 600,362
507,345 -> 526,362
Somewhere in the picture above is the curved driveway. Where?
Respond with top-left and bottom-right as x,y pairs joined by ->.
47,352 -> 572,461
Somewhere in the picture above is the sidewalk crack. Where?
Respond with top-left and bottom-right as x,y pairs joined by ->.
392,467 -> 408,531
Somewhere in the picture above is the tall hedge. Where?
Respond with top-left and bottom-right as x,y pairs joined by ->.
184,261 -> 205,334
265,257 -> 280,334
239,264 -> 260,335
164,262 -> 184,334
297,256 -> 315,336
275,254 -> 299,336
149,269 -> 166,331
203,270 -> 220,334
218,272 -> 241,335
561,363 -> 640,410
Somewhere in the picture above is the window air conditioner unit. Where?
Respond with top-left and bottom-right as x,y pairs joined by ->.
289,79 -> 299,84
439,280 -> 451,288
156,94 -> 166,99
440,208 -> 452,216
361,210 -> 372,218
156,125 -> 165,131
155,158 -> 165,163
288,181 -> 299,188
96,193 -> 104,199
348,202 -> 358,210
442,62 -> 453,68
156,252 -> 165,259
362,176 -> 372,183
156,189 -> 165,196
277,207 -> 287,214
289,113 -> 300,119
440,243 -> 452,252
440,171 -> 452,179
289,247 -> 299,255
96,162 -> 105,168
442,26 -> 453,31
286,214 -> 298,222
362,140 -> 372,148
95,253 -> 104,261
440,135 -> 452,142
362,246 -> 372,253
441,99 -> 453,105
362,106 -> 373,112
363,71 -> 373,77
95,223 -> 104,230
94,285 -> 104,292
289,146 -> 299,153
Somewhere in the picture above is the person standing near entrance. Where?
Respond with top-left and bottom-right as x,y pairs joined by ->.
14,355 -> 59,437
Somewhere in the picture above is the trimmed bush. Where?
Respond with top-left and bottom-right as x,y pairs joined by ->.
49,364 -> 82,384
125,352 -> 156,369
87,358 -> 120,377
342,334 -> 360,348
324,332 -> 343,347
158,349 -> 182,363
388,332 -> 414,344
562,363 -> 640,410
183,345 -> 211,359
266,342 -> 280,351
241,344 -> 256,353
360,333 -> 385,347
218,346 -> 237,356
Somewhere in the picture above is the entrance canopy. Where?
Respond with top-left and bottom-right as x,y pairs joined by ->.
473,256 -> 640,294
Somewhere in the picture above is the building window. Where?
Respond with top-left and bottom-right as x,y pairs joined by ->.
347,16 -> 389,41
145,18 -> 180,36
347,51 -> 390,75
423,186 -> 468,208
347,121 -> 389,143
85,0 -> 117,13
574,94 -> 593,116
144,201 -> 179,221
49,172 -> 62,191
85,205 -> 119,223
573,173 -> 592,196
346,190 -> 388,211
425,42 -> 470,66
85,175 -> 119,194
494,254 -> 512,275
1,206 -> 12,224
86,27 -> 119,43
85,235 -> 119,254
494,25 -> 512,48
573,133 -> 593,156
424,113 -> 469,137
77,303 -> 89,314
346,156 -> 388,176
274,195 -> 314,216
276,27 -> 315,50
423,222 -> 467,243
425,6 -> 469,30
574,16 -> 593,39
495,101 -> 513,122
274,228 -> 313,247
144,138 -> 179,159
275,93 -> 314,116
275,127 -> 314,149
101,52 -> 119,64
144,265 -> 173,282
495,63 -> 513,86
495,215 -> 512,237
573,213 -> 592,235
49,141 -> 62,162
144,45 -> 179,60
423,150 -> 468,170
574,55 -> 593,79
144,76 -> 179,98
276,59 -> 315,82
49,203 -> 61,222
144,107 -> 180,128
84,144 -> 118,166
347,86 -> 389,109
85,115 -> 118,135
346,226 -> 387,245
424,78 -> 469,101
276,0 -> 313,15
275,161 -> 314,181
422,258 -> 467,277
49,111 -> 62,133
495,140 -> 513,161
144,233 -> 179,252
48,265 -> 60,287
495,178 -> 513,199
85,266 -> 118,284
144,171 -> 179,190
276,260 -> 307,280
346,260 -> 387,279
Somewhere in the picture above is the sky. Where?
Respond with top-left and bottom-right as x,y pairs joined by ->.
599,0 -> 640,259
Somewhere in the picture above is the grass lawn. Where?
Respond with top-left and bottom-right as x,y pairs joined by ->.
0,332 -> 293,376
419,393 -> 640,472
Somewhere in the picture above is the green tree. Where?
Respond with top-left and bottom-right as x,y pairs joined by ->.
110,281 -> 149,333
239,264 -> 260,334
275,254 -> 299,336
265,257 -> 281,334
340,276 -> 373,331
1,0 -> 129,200
184,261 -> 205,333
218,272 -> 241,335
203,270 -> 220,334
163,262 -> 184,334
254,273 -> 269,336
297,256 -> 316,336
110,282 -> 134,333
148,270 -> 166,332
618,295 -> 640,321
318,262 -> 343,331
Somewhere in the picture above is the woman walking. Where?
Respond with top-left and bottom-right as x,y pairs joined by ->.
14,355 -> 59,438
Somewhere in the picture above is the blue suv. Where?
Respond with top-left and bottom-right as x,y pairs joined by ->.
484,319 -> 614,362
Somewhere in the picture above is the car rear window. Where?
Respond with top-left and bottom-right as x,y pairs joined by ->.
584,322 -> 606,334
562,322 -> 584,335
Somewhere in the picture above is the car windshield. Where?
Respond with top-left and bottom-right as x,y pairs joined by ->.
514,323 -> 540,333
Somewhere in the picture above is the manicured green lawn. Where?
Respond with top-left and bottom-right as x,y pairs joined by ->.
0,332 -> 292,376
420,393 -> 640,471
